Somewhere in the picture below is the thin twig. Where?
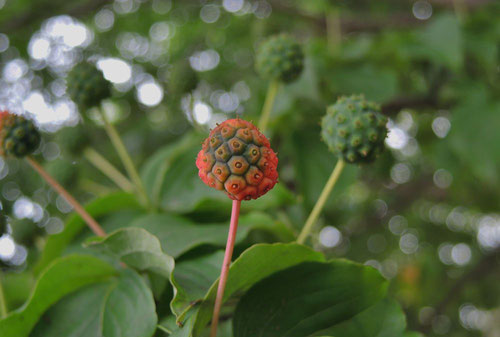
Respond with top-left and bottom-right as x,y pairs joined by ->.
99,110 -> 151,208
83,147 -> 134,192
419,246 -> 500,333
26,156 -> 106,237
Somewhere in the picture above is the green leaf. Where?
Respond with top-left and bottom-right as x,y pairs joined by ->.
34,192 -> 142,275
233,260 -> 388,337
171,251 -> 224,317
84,227 -> 224,319
30,269 -> 157,337
0,255 -> 116,337
188,243 -> 325,336
85,227 -> 175,279
319,299 -> 406,337
118,212 -> 292,258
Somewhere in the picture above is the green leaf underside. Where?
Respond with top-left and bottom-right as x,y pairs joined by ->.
30,269 -> 157,337
233,260 -> 388,337
0,255 -> 116,337
34,193 -> 141,275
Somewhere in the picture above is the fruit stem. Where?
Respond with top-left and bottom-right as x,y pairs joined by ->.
210,199 -> 241,337
99,109 -> 151,208
83,147 -> 134,192
258,80 -> 280,133
297,159 -> 345,244
0,277 -> 7,318
25,156 -> 106,237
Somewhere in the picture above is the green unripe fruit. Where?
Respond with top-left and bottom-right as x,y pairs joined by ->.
0,112 -> 41,158
321,95 -> 388,164
255,34 -> 304,83
168,59 -> 198,97
67,62 -> 111,110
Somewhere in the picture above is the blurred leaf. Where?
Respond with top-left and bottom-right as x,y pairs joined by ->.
122,212 -> 294,258
290,126 -> 359,210
232,260 -> 388,337
34,193 -> 142,275
403,332 -> 425,337
415,14 -> 463,69
446,83 -> 500,185
329,64 -> 399,102
30,269 -> 157,337
0,255 -> 115,337
0,272 -> 34,311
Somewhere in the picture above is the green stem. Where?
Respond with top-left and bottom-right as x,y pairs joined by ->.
297,159 -> 345,244
258,80 -> 280,133
0,277 -> 8,318
326,8 -> 341,54
452,0 -> 467,22
83,147 -> 134,192
99,109 -> 150,208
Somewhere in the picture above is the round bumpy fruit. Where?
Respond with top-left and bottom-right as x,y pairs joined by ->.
196,119 -> 278,201
255,34 -> 304,83
0,111 -> 41,158
321,95 -> 388,164
67,62 -> 111,110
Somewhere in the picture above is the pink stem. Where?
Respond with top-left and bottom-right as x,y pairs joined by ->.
210,199 -> 241,337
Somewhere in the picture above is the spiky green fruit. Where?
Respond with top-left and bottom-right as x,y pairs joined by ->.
67,62 -> 111,110
321,95 -> 388,164
196,119 -> 278,201
168,59 -> 198,97
0,111 -> 41,158
256,34 -> 304,83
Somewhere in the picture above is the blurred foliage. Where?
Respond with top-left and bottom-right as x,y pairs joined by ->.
0,0 -> 499,336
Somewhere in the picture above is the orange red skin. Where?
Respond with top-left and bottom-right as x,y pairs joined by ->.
196,119 -> 278,201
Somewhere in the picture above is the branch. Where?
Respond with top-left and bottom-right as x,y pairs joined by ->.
419,246 -> 500,333
381,95 -> 441,115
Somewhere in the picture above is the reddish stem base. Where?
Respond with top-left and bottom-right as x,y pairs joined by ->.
210,200 -> 241,337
